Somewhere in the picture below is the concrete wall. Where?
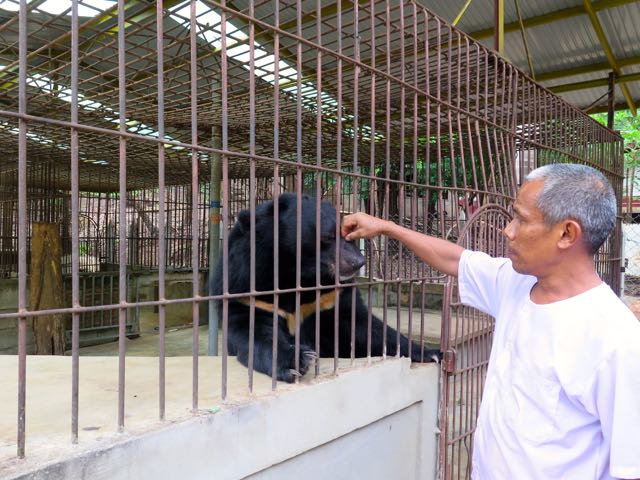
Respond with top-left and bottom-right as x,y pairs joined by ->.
8,360 -> 440,480
0,272 -> 209,353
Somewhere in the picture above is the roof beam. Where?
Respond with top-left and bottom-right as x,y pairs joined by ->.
586,100 -> 635,114
469,0 -> 638,40
549,71 -> 640,93
514,0 -> 535,78
582,0 -> 636,115
0,0 -> 186,89
494,0 -> 504,55
536,54 -> 640,82
453,0 -> 475,26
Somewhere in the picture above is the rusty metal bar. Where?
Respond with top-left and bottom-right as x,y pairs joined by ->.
271,0 -> 282,390
220,0 -> 230,401
117,0 -> 128,432
366,0 -> 376,363
248,0 -> 257,392
294,0 -> 304,383
607,72 -> 615,129
396,0 -> 406,358
381,0 -> 391,361
70,0 -> 81,445
314,0 -> 323,377
189,0 -> 200,412
332,0 -> 343,376
16,0 -> 28,460
350,0 -> 361,365
408,1 -> 419,355
156,0 -> 167,422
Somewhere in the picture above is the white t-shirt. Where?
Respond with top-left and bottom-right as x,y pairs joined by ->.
458,250 -> 640,480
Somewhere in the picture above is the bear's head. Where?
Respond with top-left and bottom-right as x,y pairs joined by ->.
232,193 -> 365,291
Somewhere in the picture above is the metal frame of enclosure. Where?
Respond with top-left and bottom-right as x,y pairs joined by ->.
0,0 -> 623,475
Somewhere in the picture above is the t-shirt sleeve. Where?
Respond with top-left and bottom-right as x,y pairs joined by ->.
581,342 -> 640,479
457,249 -> 512,318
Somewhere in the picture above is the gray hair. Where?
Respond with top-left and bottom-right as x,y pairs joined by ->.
525,163 -> 617,254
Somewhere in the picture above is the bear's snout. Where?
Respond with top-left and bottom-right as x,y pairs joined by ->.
338,241 -> 365,280
351,255 -> 365,271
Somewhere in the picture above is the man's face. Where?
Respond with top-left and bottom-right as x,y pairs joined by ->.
503,179 -> 559,276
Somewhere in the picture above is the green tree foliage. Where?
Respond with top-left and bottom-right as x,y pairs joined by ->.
591,110 -> 640,169
591,110 -> 640,214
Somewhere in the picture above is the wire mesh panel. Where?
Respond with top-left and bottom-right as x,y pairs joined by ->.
0,0 -> 624,468
439,205 -> 511,480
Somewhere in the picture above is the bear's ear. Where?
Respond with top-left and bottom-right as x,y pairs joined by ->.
277,195 -> 291,212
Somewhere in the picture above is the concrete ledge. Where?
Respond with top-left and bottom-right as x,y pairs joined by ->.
1,358 -> 440,480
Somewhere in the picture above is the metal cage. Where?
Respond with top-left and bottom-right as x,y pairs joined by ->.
0,0 -> 624,470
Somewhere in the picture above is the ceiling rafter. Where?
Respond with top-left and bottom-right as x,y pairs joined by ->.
457,0 -> 639,114
0,0 -> 186,90
468,0 -> 638,40
582,0 -> 636,115
536,54 -> 640,82
549,70 -> 640,94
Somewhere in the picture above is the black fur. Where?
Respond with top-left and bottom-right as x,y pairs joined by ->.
213,193 -> 441,382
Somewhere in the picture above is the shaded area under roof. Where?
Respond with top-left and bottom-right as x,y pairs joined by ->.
423,0 -> 640,115
0,0 -> 623,193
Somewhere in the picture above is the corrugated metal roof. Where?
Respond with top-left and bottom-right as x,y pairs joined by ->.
421,0 -> 640,115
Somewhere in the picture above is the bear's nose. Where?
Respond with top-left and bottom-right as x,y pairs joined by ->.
352,256 -> 365,271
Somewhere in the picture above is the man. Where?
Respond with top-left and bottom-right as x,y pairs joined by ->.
341,164 -> 640,479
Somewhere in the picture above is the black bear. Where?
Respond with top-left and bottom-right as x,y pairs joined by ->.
213,193 -> 441,382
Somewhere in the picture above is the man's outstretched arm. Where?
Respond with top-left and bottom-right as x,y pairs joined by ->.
341,212 -> 465,277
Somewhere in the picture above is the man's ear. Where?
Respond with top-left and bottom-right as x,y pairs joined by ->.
557,220 -> 582,250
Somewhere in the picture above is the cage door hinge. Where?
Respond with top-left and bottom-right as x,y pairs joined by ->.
443,349 -> 456,374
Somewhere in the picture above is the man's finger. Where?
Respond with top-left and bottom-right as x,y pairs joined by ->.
340,216 -> 355,237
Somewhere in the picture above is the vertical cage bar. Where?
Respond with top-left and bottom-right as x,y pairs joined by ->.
333,0 -> 344,374
70,0 -> 81,445
313,0 -> 322,378
156,0 -> 167,421
271,0 -> 281,390
248,0 -> 257,392
220,0 -> 230,401
396,0 -> 406,357
117,0 -> 128,432
293,0 -> 303,382
350,0 -> 361,364
409,1 -> 418,352
16,0 -> 28,459
366,0 -> 376,362
381,0 -> 391,360
189,0 -> 200,412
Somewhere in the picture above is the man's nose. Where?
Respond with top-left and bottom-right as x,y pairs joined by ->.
502,220 -> 515,240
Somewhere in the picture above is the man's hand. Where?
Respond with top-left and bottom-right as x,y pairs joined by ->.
342,211 -> 464,277
341,212 -> 392,241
